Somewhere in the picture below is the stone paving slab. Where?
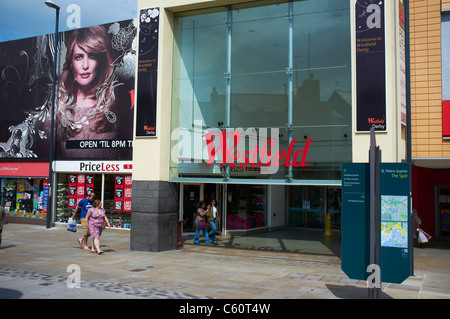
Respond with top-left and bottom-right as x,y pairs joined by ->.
0,223 -> 449,301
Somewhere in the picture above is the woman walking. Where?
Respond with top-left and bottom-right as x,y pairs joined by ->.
85,199 -> 110,254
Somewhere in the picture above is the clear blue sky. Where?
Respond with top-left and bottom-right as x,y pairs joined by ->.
0,0 -> 137,42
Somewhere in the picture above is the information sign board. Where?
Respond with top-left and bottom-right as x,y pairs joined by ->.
379,163 -> 411,283
341,163 -> 370,281
341,163 -> 411,284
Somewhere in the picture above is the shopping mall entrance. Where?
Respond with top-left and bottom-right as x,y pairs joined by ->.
179,183 -> 342,256
288,186 -> 342,231
180,183 -> 224,233
180,183 -> 342,234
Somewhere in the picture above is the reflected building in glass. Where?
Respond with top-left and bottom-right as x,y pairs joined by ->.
131,0 -> 408,251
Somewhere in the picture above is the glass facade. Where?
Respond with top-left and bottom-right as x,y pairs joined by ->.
171,0 -> 351,234
171,0 -> 351,183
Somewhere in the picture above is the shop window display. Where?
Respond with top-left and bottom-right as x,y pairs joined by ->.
56,173 -> 102,223
56,173 -> 131,229
1,178 -> 49,219
104,174 -> 132,228
226,184 -> 267,230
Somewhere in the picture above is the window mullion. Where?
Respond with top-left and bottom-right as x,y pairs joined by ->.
287,0 -> 294,181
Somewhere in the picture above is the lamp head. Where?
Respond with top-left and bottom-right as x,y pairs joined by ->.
45,1 -> 60,10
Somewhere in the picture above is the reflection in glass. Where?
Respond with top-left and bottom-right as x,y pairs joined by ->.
171,0 -> 351,182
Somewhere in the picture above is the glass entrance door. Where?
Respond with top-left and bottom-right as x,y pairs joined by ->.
288,186 -> 324,229
181,183 -> 222,233
327,187 -> 342,230
182,184 -> 201,232
288,186 -> 341,230
438,186 -> 450,237
306,187 -> 325,229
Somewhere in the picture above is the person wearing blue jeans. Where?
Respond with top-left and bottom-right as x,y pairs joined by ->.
72,192 -> 95,251
194,201 -> 210,244
206,199 -> 220,244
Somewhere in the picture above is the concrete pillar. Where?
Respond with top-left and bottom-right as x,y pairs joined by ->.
130,181 -> 178,252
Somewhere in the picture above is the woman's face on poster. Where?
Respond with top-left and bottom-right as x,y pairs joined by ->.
72,43 -> 98,88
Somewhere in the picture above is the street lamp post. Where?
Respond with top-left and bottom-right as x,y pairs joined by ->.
45,0 -> 60,229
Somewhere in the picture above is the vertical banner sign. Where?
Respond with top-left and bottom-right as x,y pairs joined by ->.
136,8 -> 160,137
355,0 -> 386,132
443,101 -> 450,138
399,1 -> 407,126
42,179 -> 50,216
85,175 -> 94,196
123,175 -> 132,212
32,179 -> 40,215
68,174 -> 77,208
114,175 -> 124,211
76,174 -> 86,205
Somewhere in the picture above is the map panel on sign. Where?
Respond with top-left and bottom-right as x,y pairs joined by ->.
381,221 -> 408,248
381,195 -> 408,221
381,195 -> 408,248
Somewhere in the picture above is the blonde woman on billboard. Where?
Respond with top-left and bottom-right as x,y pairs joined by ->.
0,21 -> 136,159
55,25 -> 121,158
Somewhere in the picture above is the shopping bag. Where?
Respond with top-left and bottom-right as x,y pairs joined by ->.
67,218 -> 77,232
418,228 -> 431,243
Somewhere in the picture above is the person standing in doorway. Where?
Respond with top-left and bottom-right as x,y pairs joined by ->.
194,201 -> 210,244
207,199 -> 220,244
72,192 -> 95,251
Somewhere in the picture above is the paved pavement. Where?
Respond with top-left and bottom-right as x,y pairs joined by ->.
1,222 -> 450,303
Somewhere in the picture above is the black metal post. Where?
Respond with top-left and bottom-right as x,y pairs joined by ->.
369,127 -> 381,299
46,1 -> 60,229
404,0 -> 414,277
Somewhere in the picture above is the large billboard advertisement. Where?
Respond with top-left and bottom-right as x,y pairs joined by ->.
0,19 -> 136,160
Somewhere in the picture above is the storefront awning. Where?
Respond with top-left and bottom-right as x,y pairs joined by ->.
0,162 -> 49,178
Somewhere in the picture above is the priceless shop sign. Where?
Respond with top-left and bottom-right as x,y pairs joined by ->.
55,161 -> 133,173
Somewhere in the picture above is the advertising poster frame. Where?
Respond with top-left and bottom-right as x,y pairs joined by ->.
0,19 -> 137,161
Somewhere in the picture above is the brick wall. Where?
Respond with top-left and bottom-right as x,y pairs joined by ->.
443,0 -> 450,11
410,0 -> 450,157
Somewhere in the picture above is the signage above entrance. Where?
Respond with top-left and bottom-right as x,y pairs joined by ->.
54,161 -> 133,173
0,162 -> 49,178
